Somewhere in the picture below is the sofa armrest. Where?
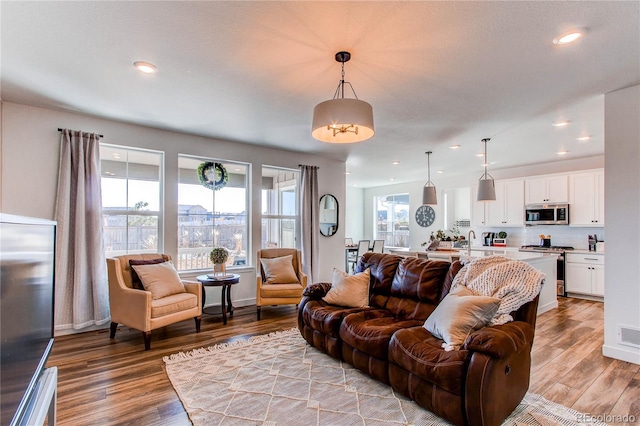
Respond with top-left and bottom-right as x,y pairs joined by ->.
464,321 -> 534,358
302,282 -> 332,299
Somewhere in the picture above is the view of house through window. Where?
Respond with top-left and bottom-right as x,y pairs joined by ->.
100,145 -> 163,257
261,167 -> 299,249
177,156 -> 249,271
375,194 -> 409,248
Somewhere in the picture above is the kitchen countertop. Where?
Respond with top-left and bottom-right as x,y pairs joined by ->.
569,249 -> 604,255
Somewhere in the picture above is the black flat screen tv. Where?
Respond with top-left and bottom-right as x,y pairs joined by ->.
0,213 -> 56,426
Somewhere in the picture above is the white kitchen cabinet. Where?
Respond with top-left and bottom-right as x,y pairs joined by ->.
471,184 -> 487,226
525,175 -> 568,204
569,170 -> 605,226
485,179 -> 525,227
565,252 -> 604,297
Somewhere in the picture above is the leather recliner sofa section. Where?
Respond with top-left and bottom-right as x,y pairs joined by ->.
297,252 -> 539,426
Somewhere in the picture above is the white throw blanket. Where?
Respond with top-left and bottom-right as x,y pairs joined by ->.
452,256 -> 545,325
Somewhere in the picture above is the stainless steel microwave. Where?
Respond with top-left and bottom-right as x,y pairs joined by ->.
525,203 -> 569,225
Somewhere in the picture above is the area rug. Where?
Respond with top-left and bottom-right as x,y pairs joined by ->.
164,328 -> 605,426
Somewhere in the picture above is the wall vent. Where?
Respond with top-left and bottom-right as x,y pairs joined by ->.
618,325 -> 640,348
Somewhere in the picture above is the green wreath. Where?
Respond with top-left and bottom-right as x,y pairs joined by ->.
197,162 -> 229,191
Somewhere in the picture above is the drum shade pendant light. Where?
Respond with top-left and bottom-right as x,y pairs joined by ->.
312,51 -> 374,143
477,138 -> 496,201
422,151 -> 438,205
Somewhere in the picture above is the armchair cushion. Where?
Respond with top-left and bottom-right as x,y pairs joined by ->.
323,268 -> 370,308
130,261 -> 186,300
129,257 -> 167,290
151,292 -> 198,318
260,255 -> 300,284
424,286 -> 500,349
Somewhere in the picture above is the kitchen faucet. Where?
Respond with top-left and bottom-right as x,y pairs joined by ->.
467,230 -> 476,257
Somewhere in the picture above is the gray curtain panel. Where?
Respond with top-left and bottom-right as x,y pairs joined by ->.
299,165 -> 319,284
54,129 -> 110,330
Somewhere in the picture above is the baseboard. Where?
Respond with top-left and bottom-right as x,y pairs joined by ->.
602,344 -> 640,365
537,300 -> 559,315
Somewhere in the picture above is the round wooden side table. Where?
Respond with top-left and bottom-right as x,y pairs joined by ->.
196,274 -> 240,325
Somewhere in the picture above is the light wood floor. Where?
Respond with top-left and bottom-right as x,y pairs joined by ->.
47,298 -> 639,425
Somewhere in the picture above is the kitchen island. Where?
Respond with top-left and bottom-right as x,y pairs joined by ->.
463,250 -> 558,315
388,248 -> 558,315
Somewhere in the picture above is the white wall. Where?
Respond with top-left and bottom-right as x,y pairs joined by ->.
0,101 -> 346,326
603,84 -> 640,364
345,186 -> 364,241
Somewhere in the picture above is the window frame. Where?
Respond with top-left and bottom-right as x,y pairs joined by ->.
261,166 -> 300,250
374,193 -> 410,249
177,154 -> 251,272
100,143 -> 165,257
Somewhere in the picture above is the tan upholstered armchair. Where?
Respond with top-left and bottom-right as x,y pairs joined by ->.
107,254 -> 202,350
256,248 -> 307,320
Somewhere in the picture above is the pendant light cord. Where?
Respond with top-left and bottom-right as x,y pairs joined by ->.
481,138 -> 492,179
426,151 -> 434,185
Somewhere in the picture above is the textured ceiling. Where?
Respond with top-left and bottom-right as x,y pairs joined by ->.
2,1 -> 639,187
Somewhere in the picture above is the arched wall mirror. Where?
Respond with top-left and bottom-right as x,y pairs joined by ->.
319,194 -> 339,237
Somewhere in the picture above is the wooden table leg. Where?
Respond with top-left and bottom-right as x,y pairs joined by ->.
221,285 -> 227,325
227,283 -> 234,317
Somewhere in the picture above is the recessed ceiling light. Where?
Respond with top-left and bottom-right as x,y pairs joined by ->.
437,170 -> 444,174
133,61 -> 158,74
345,171 -> 351,175
389,178 -> 395,182
391,160 -> 400,165
557,150 -> 569,155
552,120 -> 571,127
553,28 -> 587,45
576,135 -> 592,141
449,145 -> 461,150
475,153 -> 485,157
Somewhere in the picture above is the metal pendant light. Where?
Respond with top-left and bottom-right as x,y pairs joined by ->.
312,51 -> 374,144
477,138 -> 496,201
422,151 -> 438,205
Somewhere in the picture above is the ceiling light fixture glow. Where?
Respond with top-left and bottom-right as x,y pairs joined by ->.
312,51 -> 374,143
449,145 -> 461,150
577,135 -> 592,141
553,28 -> 587,45
392,160 -> 400,165
557,150 -> 569,155
133,61 -> 158,74
552,120 -> 571,127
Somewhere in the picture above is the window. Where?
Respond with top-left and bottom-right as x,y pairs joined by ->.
261,167 -> 299,249
101,145 -> 163,257
374,194 -> 409,248
177,156 -> 249,271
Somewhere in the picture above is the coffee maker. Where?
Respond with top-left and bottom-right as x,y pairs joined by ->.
482,232 -> 495,246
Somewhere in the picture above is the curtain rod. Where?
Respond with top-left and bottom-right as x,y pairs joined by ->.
58,128 -> 104,138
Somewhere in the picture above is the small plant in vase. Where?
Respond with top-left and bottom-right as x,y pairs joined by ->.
209,247 -> 229,276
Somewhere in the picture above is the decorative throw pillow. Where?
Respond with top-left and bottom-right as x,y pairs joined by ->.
260,255 -> 300,284
130,261 -> 185,300
129,258 -> 166,290
424,286 -> 500,350
323,268 -> 370,308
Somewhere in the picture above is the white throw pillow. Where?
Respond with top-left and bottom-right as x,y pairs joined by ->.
260,255 -> 300,284
130,261 -> 186,300
424,286 -> 500,350
323,268 -> 370,308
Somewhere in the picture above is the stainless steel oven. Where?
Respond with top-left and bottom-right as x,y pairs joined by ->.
519,245 -> 573,296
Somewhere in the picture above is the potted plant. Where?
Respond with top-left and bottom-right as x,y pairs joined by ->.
209,247 -> 229,276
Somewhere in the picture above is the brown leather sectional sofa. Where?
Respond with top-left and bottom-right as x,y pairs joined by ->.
297,252 -> 539,426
